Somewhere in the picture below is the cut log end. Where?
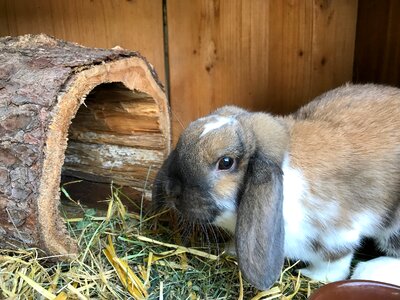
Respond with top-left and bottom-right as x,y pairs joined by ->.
0,34 -> 170,257
40,58 -> 170,256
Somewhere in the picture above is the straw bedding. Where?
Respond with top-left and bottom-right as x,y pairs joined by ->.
0,186 -> 323,300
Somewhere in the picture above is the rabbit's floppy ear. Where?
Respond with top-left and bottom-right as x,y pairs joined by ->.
236,152 -> 285,290
235,113 -> 287,290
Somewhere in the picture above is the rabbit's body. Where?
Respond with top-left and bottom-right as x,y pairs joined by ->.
281,85 -> 400,280
153,84 -> 400,289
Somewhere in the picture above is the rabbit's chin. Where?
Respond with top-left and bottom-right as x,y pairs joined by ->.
213,210 -> 237,234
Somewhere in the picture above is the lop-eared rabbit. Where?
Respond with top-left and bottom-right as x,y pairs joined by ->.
153,84 -> 400,289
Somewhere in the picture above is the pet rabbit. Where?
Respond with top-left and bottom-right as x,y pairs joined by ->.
153,84 -> 400,290
351,256 -> 400,286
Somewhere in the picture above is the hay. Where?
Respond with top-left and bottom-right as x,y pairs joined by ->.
0,186 -> 323,299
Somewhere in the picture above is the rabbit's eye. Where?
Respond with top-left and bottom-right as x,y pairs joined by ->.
217,156 -> 235,170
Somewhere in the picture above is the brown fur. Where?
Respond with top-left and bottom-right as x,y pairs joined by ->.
214,174 -> 242,199
239,113 -> 290,165
287,84 -> 400,232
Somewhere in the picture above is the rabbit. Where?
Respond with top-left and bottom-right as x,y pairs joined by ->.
351,256 -> 400,286
152,83 -> 400,290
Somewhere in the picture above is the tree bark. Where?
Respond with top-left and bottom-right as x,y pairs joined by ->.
0,34 -> 170,257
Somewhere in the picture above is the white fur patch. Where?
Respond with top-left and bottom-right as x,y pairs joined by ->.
282,153 -> 319,261
200,116 -> 235,137
301,253 -> 353,282
281,158 -> 354,284
282,154 -> 308,238
213,210 -> 237,234
351,257 -> 400,286
324,211 -> 380,251
281,153 -> 386,283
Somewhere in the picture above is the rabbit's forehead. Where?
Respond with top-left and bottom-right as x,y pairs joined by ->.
179,115 -> 243,161
199,116 -> 237,137
185,115 -> 237,134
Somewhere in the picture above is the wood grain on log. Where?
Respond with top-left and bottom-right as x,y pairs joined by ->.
0,34 -> 170,257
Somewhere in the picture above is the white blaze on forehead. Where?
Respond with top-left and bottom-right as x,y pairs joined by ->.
200,116 -> 235,137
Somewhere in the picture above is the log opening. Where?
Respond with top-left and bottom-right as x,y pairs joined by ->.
62,82 -> 165,204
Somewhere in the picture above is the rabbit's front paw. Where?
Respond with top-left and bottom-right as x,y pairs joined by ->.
300,254 -> 353,282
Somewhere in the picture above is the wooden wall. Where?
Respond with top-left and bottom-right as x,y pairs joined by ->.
0,0 -> 166,82
353,0 -> 400,86
167,0 -> 357,140
1,0 -> 399,142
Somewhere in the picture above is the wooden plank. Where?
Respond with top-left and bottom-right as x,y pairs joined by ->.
266,0 -> 314,113
353,0 -> 400,86
310,0 -> 358,96
167,0 -> 358,142
0,0 -> 166,82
